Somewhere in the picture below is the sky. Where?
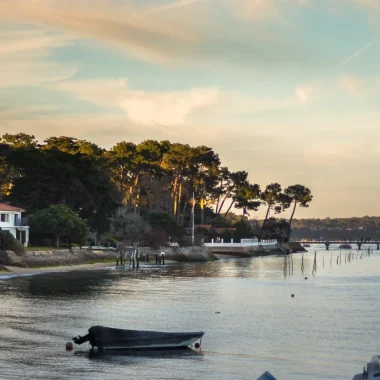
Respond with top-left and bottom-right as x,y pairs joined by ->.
1,0 -> 380,220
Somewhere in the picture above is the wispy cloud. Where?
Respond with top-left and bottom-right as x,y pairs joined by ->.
0,29 -> 77,89
227,0 -> 308,22
0,0 -> 200,65
148,0 -> 207,12
53,77 -> 312,126
339,74 -> 363,95
0,0 -> 312,68
341,41 -> 373,65
55,78 -> 221,125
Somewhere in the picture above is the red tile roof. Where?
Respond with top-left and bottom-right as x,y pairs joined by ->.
0,203 -> 25,212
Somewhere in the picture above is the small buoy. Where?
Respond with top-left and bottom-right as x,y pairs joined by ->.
215,311 -> 220,314
291,294 -> 294,298
304,277 -> 308,280
66,342 -> 73,350
194,343 -> 200,349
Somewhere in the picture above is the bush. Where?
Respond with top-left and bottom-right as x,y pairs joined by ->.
105,237 -> 117,247
144,213 -> 184,237
0,230 -> 25,256
41,238 -> 53,247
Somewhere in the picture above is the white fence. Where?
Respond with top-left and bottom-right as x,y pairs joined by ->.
204,239 -> 277,247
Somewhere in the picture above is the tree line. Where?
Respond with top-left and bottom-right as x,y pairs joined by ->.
0,133 -> 313,245
289,216 -> 380,241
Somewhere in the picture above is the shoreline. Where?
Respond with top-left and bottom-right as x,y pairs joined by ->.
0,243 -> 305,279
0,261 -> 116,278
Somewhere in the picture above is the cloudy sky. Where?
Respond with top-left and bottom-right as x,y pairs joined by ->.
1,0 -> 380,219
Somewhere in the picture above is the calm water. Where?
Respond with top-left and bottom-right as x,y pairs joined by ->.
0,246 -> 379,380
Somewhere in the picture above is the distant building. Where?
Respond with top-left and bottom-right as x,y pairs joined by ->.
0,203 -> 30,247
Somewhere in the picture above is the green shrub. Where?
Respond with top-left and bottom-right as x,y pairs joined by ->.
0,230 -> 25,256
41,238 -> 53,247
105,237 -> 117,247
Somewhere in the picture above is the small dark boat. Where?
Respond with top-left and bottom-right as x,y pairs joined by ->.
339,244 -> 352,249
73,325 -> 204,350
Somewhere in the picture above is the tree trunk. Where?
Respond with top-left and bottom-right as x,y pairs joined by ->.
200,197 -> 205,225
173,176 -> 178,216
180,192 -> 189,226
288,201 -> 297,240
176,180 -> 182,223
260,205 -> 271,239
289,201 -> 297,228
224,199 -> 234,217
217,192 -> 230,215
55,235 -> 60,248
133,175 -> 140,216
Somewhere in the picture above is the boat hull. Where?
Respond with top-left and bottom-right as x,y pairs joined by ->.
75,325 -> 204,350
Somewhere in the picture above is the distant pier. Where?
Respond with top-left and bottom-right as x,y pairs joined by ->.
294,240 -> 380,250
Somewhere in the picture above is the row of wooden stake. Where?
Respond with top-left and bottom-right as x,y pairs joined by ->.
284,247 -> 374,276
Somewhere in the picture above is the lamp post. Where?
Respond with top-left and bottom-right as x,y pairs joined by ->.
192,192 -> 195,247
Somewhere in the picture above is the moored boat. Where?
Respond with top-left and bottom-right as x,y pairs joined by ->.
73,325 -> 204,350
352,355 -> 380,379
339,244 -> 352,249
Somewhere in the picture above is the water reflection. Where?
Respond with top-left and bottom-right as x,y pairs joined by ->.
77,347 -> 204,361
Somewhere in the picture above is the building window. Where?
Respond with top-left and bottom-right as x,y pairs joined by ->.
0,214 -> 9,222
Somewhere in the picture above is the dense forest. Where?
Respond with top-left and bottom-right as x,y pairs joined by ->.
288,217 -> 380,241
0,133 -> 313,246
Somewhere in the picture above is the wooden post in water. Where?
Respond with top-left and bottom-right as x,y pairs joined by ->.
301,254 -> 304,272
291,254 -> 294,274
312,251 -> 317,274
283,254 -> 287,276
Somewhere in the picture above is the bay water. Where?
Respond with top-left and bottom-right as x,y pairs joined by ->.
0,246 -> 379,380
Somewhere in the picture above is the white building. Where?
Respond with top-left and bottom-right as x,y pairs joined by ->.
0,203 -> 30,247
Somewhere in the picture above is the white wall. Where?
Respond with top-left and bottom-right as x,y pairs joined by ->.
0,211 -> 22,227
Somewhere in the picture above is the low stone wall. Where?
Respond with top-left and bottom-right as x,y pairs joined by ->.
204,243 -> 285,257
140,246 -> 217,262
0,248 -> 117,268
0,246 -> 217,268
